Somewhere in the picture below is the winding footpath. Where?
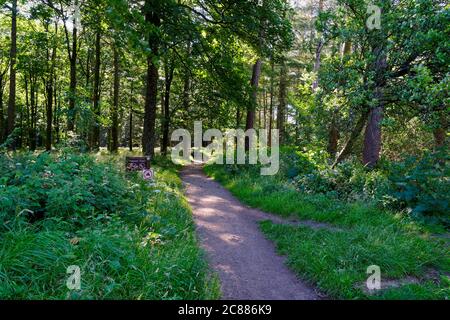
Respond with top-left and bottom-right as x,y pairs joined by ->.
181,165 -> 319,300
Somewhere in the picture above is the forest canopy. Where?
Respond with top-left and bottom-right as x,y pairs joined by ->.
0,0 -> 449,301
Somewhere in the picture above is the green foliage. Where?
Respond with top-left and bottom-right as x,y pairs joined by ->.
261,222 -> 449,300
294,158 -> 391,202
0,152 -> 219,299
387,151 -> 450,226
205,162 -> 449,300
275,149 -> 449,225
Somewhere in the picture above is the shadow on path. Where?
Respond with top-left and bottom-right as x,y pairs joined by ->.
181,165 -> 320,300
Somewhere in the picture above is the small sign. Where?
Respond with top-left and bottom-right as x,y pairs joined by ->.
126,156 -> 151,171
142,169 -> 155,181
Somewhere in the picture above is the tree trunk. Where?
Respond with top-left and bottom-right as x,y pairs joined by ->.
311,0 -> 324,91
6,0 -> 17,149
333,109 -> 369,167
362,45 -> 387,167
245,59 -> 262,150
142,5 -> 160,158
263,89 -> 267,129
182,41 -> 191,111
111,46 -> 120,153
327,111 -> 340,158
0,74 -> 4,143
54,81 -> 60,144
128,81 -> 134,151
29,76 -> 37,151
92,30 -> 101,150
433,112 -> 447,149
161,62 -> 174,155
236,108 -> 241,128
363,103 -> 383,167
67,23 -> 77,132
327,41 -> 352,160
45,23 -> 57,151
277,59 -> 287,145
268,60 -> 275,147
245,59 -> 262,132
24,77 -> 29,147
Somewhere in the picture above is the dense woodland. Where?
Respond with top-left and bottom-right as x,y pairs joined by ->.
0,0 -> 448,300
0,0 -> 446,161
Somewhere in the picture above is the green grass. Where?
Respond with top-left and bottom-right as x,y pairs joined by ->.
205,164 -> 449,299
0,150 -> 220,299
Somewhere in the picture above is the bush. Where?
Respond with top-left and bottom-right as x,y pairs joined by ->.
0,152 -> 131,229
386,151 -> 450,226
293,157 -> 390,201
0,152 -> 219,299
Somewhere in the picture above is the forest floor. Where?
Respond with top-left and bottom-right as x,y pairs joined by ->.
181,165 -> 320,300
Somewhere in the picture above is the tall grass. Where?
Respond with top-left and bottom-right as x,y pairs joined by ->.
205,163 -> 449,299
0,151 -> 219,299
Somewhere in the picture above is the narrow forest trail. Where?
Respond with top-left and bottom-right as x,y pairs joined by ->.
180,165 -> 319,300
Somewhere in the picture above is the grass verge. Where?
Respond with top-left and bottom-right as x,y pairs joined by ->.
204,164 -> 449,299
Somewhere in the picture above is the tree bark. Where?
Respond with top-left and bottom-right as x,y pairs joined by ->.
182,41 -> 191,111
268,59 -> 275,147
142,4 -> 161,158
161,61 -> 174,155
6,0 -> 17,149
312,0 -> 324,91
183,74 -> 190,110
245,59 -> 262,150
54,80 -> 60,144
327,110 -> 340,158
362,45 -> 387,167
277,59 -> 287,145
332,109 -> 369,167
236,107 -> 241,128
327,41 -> 352,160
433,112 -> 447,149
45,23 -> 57,151
263,89 -> 267,129
67,20 -> 77,132
245,59 -> 262,132
28,75 -> 37,151
0,74 -> 4,143
92,30 -> 101,150
111,45 -> 120,153
128,81 -> 134,151
363,103 -> 383,166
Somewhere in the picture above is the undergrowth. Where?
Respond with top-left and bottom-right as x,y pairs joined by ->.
0,150 -> 219,299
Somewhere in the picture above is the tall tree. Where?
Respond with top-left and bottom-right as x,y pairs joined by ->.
6,0 -> 17,148
110,44 -> 120,153
92,29 -> 101,150
142,0 -> 161,158
161,56 -> 174,155
245,58 -> 263,132
43,16 -> 58,151
312,0 -> 324,91
362,45 -> 387,167
277,59 -> 287,144
0,60 -> 8,144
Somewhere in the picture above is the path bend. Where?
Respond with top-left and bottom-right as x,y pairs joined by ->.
181,165 -> 319,300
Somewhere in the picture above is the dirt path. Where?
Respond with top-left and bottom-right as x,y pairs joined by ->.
181,165 -> 319,300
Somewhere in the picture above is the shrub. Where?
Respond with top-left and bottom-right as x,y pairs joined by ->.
386,151 -> 450,226
0,152 -> 219,299
291,150 -> 449,227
